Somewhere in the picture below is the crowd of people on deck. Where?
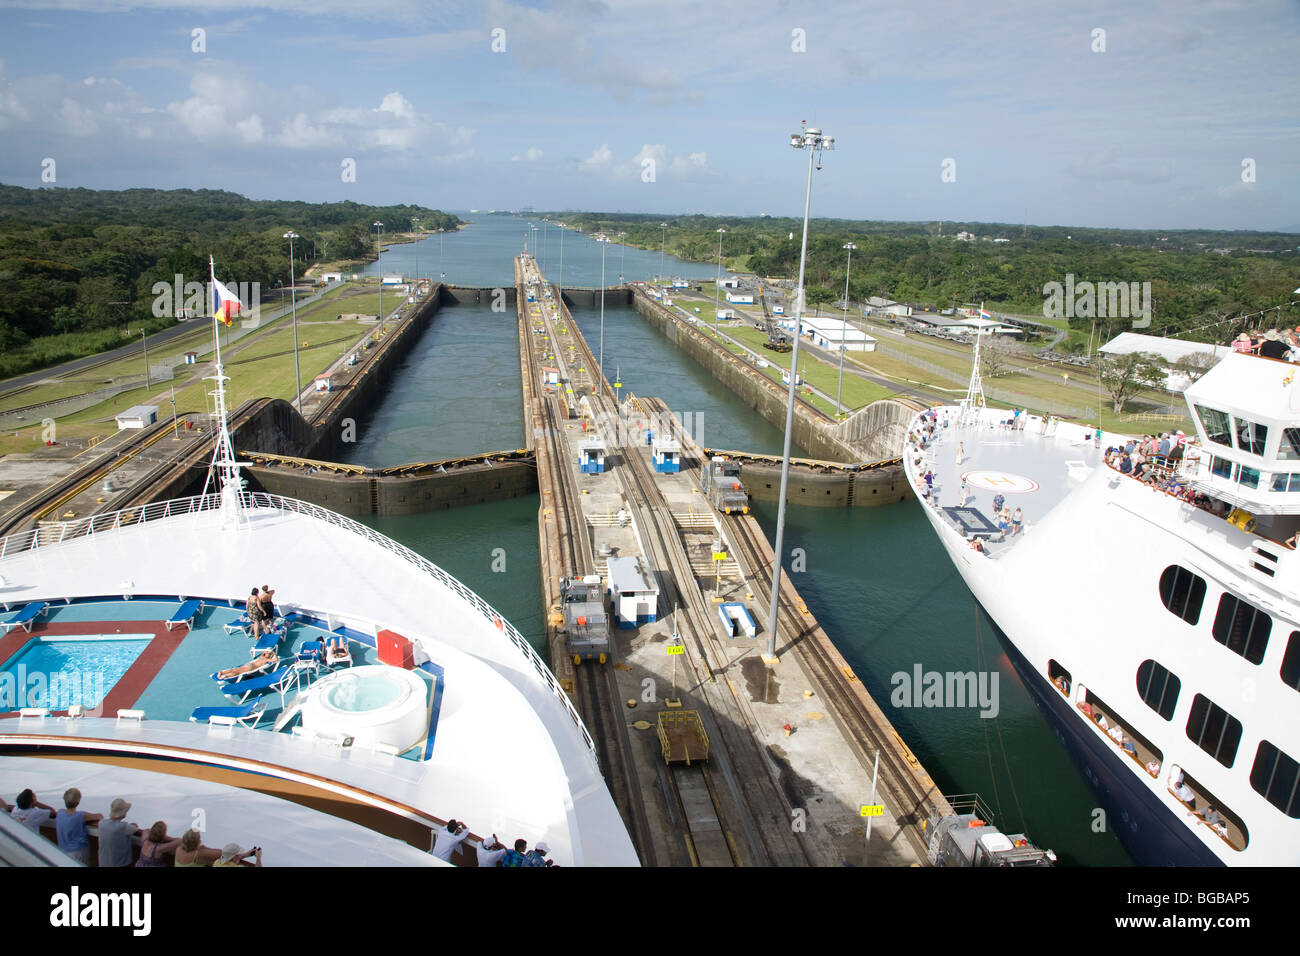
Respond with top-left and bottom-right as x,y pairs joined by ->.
431,819 -> 557,867
1103,432 -> 1227,516
2,787 -> 262,867
1233,328 -> 1300,362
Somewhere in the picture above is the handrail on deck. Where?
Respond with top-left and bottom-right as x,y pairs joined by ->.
0,491 -> 595,760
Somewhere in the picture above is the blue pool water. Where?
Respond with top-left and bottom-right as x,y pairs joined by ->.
328,675 -> 400,712
1,637 -> 151,710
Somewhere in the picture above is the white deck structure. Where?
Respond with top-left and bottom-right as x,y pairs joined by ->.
904,379 -> 1300,866
0,493 -> 639,867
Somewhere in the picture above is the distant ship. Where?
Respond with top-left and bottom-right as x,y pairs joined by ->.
904,334 -> 1299,866
0,307 -> 637,867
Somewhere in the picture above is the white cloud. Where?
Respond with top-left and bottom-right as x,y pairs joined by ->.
579,143 -> 612,171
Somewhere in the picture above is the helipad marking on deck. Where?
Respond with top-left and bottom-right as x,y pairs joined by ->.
961,470 -> 1039,493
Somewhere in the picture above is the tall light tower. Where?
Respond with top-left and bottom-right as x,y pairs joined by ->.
659,222 -> 668,284
284,231 -> 302,412
558,223 -> 565,289
837,241 -> 856,417
373,221 -> 385,334
597,233 -> 610,387
618,231 -> 627,283
714,227 -> 726,326
765,124 -> 834,662
438,227 -> 446,284
411,217 -> 420,281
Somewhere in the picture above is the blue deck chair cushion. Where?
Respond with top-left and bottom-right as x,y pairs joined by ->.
165,599 -> 203,631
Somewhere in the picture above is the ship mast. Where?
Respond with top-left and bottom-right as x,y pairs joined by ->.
201,255 -> 246,523
962,301 -> 988,422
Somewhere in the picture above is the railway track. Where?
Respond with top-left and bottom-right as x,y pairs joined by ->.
524,265 -> 750,866
550,277 -> 807,867
719,512 -> 944,859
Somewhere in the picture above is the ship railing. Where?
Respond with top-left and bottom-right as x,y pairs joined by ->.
939,793 -> 999,825
0,491 -> 597,763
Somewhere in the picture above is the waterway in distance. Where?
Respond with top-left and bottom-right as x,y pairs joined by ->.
342,216 -> 1131,865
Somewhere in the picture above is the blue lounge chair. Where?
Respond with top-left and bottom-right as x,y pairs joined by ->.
210,653 -> 277,684
1,601 -> 46,634
324,633 -> 353,668
165,599 -> 203,631
223,614 -> 253,636
219,665 -> 296,705
190,700 -> 266,729
251,628 -> 283,656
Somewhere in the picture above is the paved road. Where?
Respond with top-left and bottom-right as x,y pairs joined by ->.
0,283 -> 333,395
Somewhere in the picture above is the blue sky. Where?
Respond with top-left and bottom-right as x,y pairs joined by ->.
0,0 -> 1297,231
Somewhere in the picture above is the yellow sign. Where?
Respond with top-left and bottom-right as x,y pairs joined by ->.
859,804 -> 884,817
666,645 -> 685,656
711,551 -> 728,561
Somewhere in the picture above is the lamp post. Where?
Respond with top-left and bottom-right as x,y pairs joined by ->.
837,241 -> 856,417
373,221 -> 385,334
138,328 -> 151,390
765,124 -> 834,662
618,231 -> 627,284
597,234 -> 610,388
411,217 -> 420,281
714,227 -> 726,327
558,223 -> 564,290
284,231 -> 302,412
438,227 -> 445,284
659,222 -> 667,284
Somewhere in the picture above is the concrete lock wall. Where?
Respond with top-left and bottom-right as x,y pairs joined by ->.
243,461 -> 537,516
630,293 -> 860,462
738,461 -> 911,508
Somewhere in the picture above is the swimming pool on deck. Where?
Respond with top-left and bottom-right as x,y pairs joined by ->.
0,599 -> 436,754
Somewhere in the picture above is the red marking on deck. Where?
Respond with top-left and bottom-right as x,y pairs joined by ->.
0,620 -> 182,718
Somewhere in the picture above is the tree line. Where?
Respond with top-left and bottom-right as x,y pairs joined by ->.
0,185 -> 459,374
548,212 -> 1300,348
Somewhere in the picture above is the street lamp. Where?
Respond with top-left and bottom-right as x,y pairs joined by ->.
618,231 -> 627,284
438,227 -> 445,283
138,328 -> 151,390
558,222 -> 565,289
837,241 -> 856,417
766,123 -> 834,662
284,231 -> 302,412
373,221 -> 385,334
597,234 -> 610,388
659,222 -> 667,285
714,227 -> 726,326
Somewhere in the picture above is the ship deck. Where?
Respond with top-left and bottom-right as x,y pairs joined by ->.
908,409 -> 1108,558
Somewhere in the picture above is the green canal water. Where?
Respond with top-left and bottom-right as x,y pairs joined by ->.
340,217 -> 1131,865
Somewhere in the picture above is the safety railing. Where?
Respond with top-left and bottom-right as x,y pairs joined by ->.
0,491 -> 596,761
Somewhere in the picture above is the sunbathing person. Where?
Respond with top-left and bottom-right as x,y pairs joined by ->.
324,635 -> 351,666
217,649 -> 278,681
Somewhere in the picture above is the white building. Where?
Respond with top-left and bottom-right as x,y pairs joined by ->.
719,276 -> 740,289
115,405 -> 158,430
319,272 -> 343,283
782,316 -> 877,352
1099,332 -> 1231,391
725,291 -> 754,305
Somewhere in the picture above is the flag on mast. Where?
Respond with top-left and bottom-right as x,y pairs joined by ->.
210,258 -> 244,326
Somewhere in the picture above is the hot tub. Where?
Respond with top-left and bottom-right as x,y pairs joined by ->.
299,665 -> 429,752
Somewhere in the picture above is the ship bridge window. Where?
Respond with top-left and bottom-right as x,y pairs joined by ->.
1195,405 -> 1233,448
1251,740 -> 1300,819
1237,465 -> 1260,490
1158,565 -> 1206,626
1211,593 -> 1271,665
1186,694 -> 1243,768
1278,427 -> 1300,461
1210,456 -> 1233,480
1269,472 -> 1300,492
1281,632 -> 1300,692
1136,659 -> 1181,721
1234,418 -> 1268,456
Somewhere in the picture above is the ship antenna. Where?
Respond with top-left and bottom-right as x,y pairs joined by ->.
201,254 -> 246,523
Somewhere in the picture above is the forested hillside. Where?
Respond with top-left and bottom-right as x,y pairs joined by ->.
0,185 -> 458,370
553,213 -> 1300,344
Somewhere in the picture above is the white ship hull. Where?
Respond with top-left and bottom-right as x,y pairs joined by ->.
903,406 -> 1300,867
